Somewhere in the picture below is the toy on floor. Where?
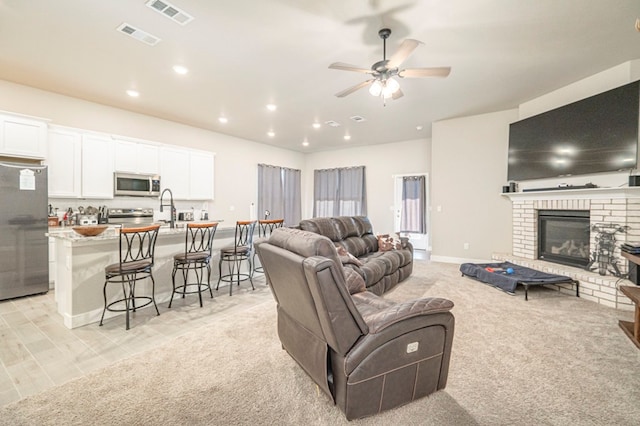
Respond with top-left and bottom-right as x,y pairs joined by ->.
485,267 -> 514,274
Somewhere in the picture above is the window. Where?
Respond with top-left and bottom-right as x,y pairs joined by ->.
313,166 -> 366,217
257,164 -> 301,226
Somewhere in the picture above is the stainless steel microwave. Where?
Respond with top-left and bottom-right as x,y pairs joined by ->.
114,172 -> 161,197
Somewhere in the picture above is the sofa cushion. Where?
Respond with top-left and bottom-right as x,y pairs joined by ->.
299,217 -> 342,241
334,216 -> 360,238
344,267 -> 366,295
339,236 -> 370,258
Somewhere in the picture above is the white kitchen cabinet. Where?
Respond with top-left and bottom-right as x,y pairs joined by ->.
81,133 -> 114,198
114,139 -> 159,174
0,113 -> 47,159
159,147 -> 214,200
46,127 -> 82,198
189,150 -> 214,200
48,237 -> 56,289
159,146 -> 190,199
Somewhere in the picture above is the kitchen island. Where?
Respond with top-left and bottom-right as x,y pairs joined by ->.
48,223 -> 237,329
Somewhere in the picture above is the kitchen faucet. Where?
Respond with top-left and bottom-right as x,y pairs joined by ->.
159,188 -> 175,229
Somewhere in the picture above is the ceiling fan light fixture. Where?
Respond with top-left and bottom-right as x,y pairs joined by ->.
369,78 -> 400,98
382,78 -> 400,98
369,80 -> 383,96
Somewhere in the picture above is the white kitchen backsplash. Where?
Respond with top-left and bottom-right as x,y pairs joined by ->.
50,198 -> 211,222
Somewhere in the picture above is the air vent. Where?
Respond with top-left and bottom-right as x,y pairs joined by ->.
146,0 -> 194,25
350,115 -> 366,123
116,23 -> 161,46
324,120 -> 341,127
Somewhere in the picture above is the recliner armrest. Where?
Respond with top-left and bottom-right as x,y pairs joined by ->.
363,297 -> 454,334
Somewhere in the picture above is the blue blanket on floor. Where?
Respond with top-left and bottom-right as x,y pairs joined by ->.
459,262 -> 572,294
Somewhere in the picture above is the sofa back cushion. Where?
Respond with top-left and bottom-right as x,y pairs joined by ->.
300,216 -> 377,257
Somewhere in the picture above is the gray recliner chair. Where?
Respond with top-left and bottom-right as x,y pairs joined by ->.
255,227 -> 455,420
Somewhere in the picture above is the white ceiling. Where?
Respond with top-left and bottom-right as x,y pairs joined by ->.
1,0 -> 639,152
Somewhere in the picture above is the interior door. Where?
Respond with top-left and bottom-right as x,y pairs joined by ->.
393,174 -> 428,250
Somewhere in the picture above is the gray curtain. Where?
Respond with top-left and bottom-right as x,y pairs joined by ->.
258,164 -> 301,226
313,166 -> 366,217
400,175 -> 426,233
282,167 -> 301,226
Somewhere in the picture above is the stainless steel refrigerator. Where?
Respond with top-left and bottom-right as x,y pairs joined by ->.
0,161 -> 49,300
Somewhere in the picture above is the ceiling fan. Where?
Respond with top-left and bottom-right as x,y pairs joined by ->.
329,28 -> 451,100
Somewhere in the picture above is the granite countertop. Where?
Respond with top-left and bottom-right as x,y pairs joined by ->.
47,220 -> 230,242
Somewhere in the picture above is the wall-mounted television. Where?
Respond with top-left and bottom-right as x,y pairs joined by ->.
507,80 -> 640,181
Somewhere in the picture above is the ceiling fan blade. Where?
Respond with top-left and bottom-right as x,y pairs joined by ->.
392,88 -> 404,100
335,79 -> 374,98
328,62 -> 373,74
399,67 -> 451,78
387,39 -> 421,69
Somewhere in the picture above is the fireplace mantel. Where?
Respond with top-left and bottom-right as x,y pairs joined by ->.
502,186 -> 640,201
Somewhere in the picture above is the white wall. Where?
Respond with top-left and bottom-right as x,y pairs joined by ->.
0,80 -> 305,225
431,110 -> 517,263
303,139 -> 431,234
428,60 -> 640,264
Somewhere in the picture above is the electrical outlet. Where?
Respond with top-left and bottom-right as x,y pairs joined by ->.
464,242 -> 470,250
229,205 -> 235,211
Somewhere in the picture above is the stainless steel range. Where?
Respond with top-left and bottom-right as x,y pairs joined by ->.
107,208 -> 154,226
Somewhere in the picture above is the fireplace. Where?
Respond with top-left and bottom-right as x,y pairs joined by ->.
538,210 -> 590,268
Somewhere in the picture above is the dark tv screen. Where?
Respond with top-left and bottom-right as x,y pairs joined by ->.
507,81 -> 639,181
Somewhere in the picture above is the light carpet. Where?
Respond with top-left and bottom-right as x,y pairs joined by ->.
2,260 -> 640,425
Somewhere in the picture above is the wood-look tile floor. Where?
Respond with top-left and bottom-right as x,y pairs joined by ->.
0,276 -> 272,407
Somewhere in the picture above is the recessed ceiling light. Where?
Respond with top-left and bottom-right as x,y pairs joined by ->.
218,116 -> 228,124
173,65 -> 188,75
126,89 -> 139,97
344,135 -> 351,141
266,104 -> 277,111
325,120 -> 340,127
312,122 -> 321,129
302,140 -> 309,147
416,125 -> 424,131
267,130 -> 275,138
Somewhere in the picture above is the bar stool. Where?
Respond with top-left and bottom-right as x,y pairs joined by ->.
100,224 -> 161,330
169,222 -> 219,308
253,218 -> 284,273
217,220 -> 257,296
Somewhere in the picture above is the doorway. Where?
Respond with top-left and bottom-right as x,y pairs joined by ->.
393,174 -> 428,250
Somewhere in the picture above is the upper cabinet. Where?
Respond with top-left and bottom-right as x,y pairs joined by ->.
160,147 -> 214,200
81,133 -> 114,199
114,139 -> 159,174
159,146 -> 190,199
46,127 -> 82,198
0,113 -> 47,159
189,150 -> 214,200
40,119 -> 213,201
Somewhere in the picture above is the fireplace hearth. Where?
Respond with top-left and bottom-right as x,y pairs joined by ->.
538,210 -> 590,268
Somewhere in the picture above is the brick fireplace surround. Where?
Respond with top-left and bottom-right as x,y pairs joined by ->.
496,187 -> 640,311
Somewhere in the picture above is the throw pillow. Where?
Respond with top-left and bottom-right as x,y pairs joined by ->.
343,267 -> 366,294
336,245 -> 364,267
377,234 -> 402,252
